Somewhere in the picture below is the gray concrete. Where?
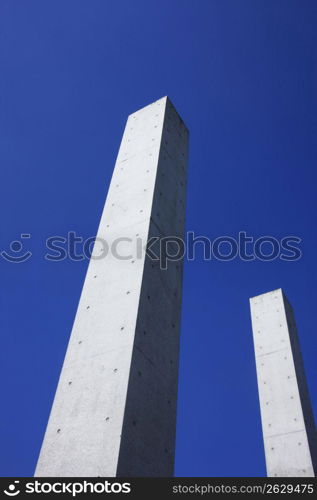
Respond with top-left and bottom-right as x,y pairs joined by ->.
35,97 -> 188,477
250,289 -> 317,477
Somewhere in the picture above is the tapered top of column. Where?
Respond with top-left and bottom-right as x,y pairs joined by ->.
128,96 -> 189,132
249,288 -> 295,312
250,288 -> 283,302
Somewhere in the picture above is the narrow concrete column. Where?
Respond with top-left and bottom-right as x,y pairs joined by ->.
250,289 -> 317,477
35,97 -> 188,477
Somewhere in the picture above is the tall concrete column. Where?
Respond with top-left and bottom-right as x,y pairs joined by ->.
35,97 -> 188,477
250,289 -> 317,477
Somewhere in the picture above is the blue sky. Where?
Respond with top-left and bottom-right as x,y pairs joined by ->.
1,1 -> 316,477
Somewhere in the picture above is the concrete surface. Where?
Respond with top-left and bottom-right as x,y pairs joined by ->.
250,289 -> 317,477
35,96 -> 188,477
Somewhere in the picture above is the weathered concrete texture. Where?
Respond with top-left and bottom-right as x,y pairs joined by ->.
250,289 -> 317,477
35,97 -> 188,477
